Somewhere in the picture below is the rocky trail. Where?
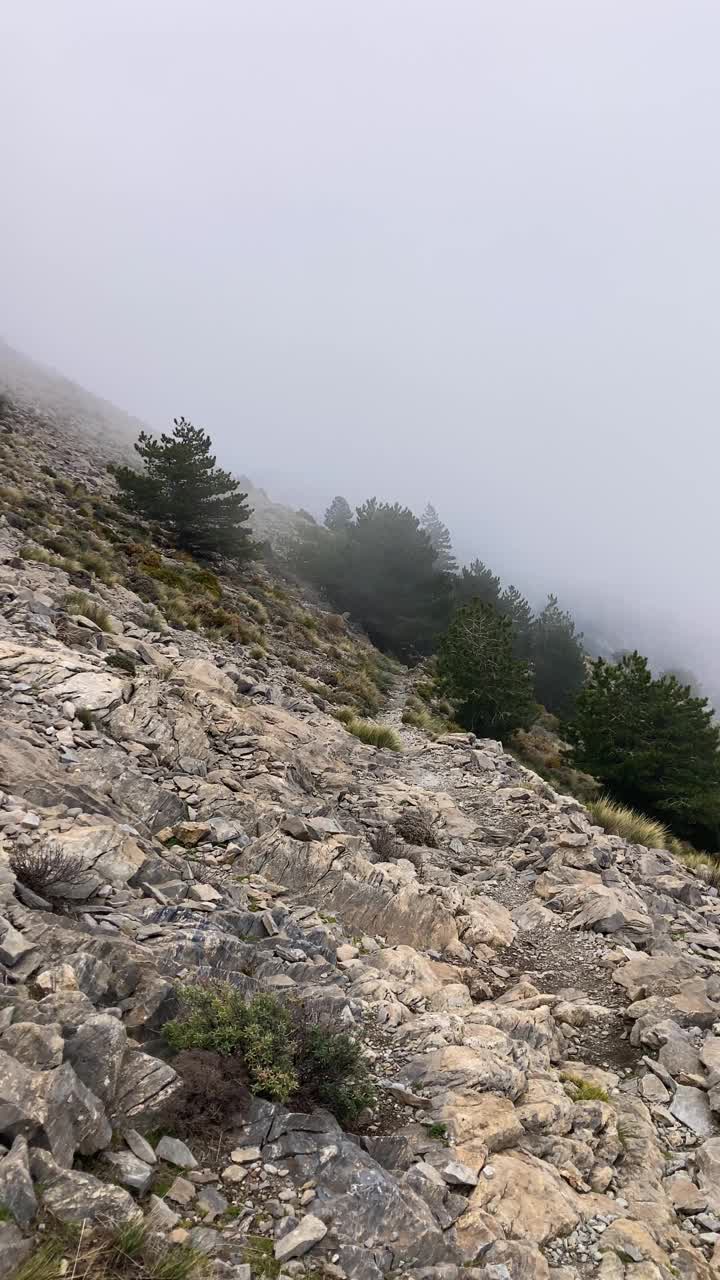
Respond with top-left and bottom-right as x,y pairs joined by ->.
0,416 -> 719,1280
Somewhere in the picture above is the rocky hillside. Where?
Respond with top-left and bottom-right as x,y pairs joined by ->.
0,401 -> 720,1280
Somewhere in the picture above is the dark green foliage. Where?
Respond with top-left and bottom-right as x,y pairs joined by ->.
295,1019 -> 375,1125
112,418 -> 256,562
163,985 -> 297,1101
324,494 -> 354,532
420,503 -> 457,573
454,558 -> 501,610
436,600 -> 537,738
497,584 -> 533,660
565,653 -> 720,848
162,983 -> 375,1122
287,498 -> 452,660
530,594 -> 586,715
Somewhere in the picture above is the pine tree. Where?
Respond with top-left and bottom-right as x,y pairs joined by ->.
113,418 -> 255,561
286,498 -> 452,660
324,495 -> 354,533
497,584 -> 533,660
436,601 -> 537,738
566,652 -> 720,848
455,559 -> 501,609
420,504 -> 457,573
530,594 -> 586,714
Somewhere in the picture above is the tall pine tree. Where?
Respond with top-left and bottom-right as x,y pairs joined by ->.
531,594 -> 586,714
113,419 -> 255,561
324,495 -> 354,532
566,653 -> 720,848
436,601 -> 537,738
420,503 -> 457,573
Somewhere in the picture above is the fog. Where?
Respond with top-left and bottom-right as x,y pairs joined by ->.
2,2 -> 720,689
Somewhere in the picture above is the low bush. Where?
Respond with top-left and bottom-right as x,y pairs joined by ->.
331,705 -> 355,725
369,825 -> 403,858
674,848 -> 720,889
162,983 -> 375,1124
346,719 -> 402,751
561,1073 -> 609,1103
163,986 -> 297,1101
587,796 -> 670,849
394,808 -> 437,847
62,591 -> 112,632
9,846 -> 92,899
169,1048 -> 250,1133
295,1016 -> 375,1126
79,550 -> 114,584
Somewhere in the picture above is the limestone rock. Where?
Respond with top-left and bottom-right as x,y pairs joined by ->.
669,1084 -> 716,1138
456,1150 -> 582,1246
274,1214 -> 328,1261
0,1021 -> 63,1069
33,1150 -> 138,1224
0,1136 -> 37,1227
63,1013 -> 128,1106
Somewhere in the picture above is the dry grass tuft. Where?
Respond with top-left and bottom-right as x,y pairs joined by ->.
586,796 -> 670,850
345,719 -> 402,751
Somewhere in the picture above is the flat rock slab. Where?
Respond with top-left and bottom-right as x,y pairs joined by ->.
670,1085 -> 716,1138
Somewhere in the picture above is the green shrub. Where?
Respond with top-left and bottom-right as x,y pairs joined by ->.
163,985 -> 298,1102
62,591 -> 112,632
295,1020 -> 375,1125
19,544 -> 54,564
346,719 -> 402,751
162,983 -> 375,1123
332,705 -> 356,725
561,1073 -> 610,1102
79,550 -> 114,584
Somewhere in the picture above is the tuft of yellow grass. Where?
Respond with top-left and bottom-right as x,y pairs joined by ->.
345,719 -> 402,751
586,796 -> 670,849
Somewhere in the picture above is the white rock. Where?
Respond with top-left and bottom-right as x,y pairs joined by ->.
274,1214 -> 328,1261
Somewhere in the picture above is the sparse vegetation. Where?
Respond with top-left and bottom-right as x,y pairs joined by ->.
425,1121 -> 448,1140
370,825 -> 403,858
9,846 -> 93,899
345,719 -> 402,751
394,808 -> 438,848
63,590 -> 112,631
586,796 -> 671,849
561,1073 -> 610,1103
14,1219 -> 208,1280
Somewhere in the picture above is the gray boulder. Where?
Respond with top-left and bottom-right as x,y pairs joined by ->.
63,1013 -> 128,1107
111,1050 -> 181,1130
0,1136 -> 37,1226
0,1021 -> 63,1070
31,1149 -> 138,1225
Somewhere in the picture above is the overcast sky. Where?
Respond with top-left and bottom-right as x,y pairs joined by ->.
2,2 -> 719,681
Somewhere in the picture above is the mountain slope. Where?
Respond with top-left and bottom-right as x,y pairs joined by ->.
0,370 -> 719,1280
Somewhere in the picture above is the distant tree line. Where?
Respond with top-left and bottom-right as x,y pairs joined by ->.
283,493 -> 586,718
113,423 -> 720,852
